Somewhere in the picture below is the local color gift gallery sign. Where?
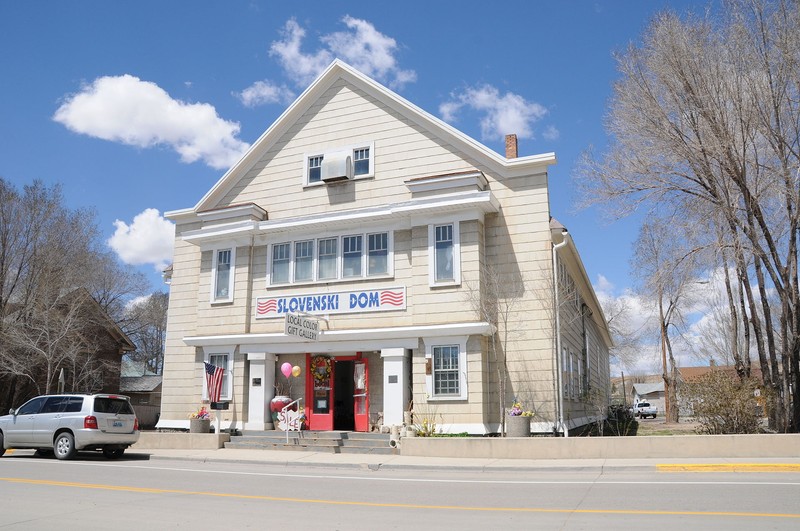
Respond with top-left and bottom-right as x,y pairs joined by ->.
256,287 -> 406,319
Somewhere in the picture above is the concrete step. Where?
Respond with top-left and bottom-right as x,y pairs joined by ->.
225,430 -> 396,454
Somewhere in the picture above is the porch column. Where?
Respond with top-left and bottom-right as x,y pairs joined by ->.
381,347 -> 410,426
245,352 -> 276,430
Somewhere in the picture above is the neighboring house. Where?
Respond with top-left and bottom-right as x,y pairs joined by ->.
677,362 -> 764,416
630,382 -> 665,414
120,375 -> 162,429
0,288 -> 135,411
157,60 -> 612,435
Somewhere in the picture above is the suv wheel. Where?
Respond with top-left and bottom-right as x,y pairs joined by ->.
102,448 -> 125,459
54,432 -> 77,460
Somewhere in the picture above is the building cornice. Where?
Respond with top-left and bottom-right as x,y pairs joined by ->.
183,321 -> 494,354
180,190 -> 499,247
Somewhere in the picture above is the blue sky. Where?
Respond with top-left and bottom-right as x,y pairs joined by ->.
0,1 -> 714,356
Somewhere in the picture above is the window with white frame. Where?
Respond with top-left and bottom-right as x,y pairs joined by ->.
308,155 -> 323,184
428,222 -> 460,286
368,232 -> 388,275
304,143 -> 374,185
343,235 -> 363,277
317,238 -> 338,280
272,242 -> 291,284
433,345 -> 460,396
424,336 -> 468,400
294,240 -> 313,282
206,352 -> 232,401
212,248 -> 234,302
269,231 -> 392,285
353,147 -> 370,176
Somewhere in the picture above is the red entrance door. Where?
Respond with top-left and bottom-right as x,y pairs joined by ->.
353,359 -> 369,432
305,354 -> 369,432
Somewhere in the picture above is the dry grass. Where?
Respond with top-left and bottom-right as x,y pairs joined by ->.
635,417 -> 701,436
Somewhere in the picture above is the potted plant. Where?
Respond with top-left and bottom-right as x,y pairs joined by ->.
270,374 -> 297,428
189,406 -> 212,433
506,401 -> 532,437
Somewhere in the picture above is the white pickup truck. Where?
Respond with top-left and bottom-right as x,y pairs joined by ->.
633,402 -> 657,419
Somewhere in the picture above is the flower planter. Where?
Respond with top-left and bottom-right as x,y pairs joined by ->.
189,418 -> 211,433
506,415 -> 531,437
270,396 -> 297,430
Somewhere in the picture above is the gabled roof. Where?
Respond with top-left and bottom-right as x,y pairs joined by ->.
171,60 -> 555,218
678,364 -> 763,382
632,382 -> 664,397
120,375 -> 162,393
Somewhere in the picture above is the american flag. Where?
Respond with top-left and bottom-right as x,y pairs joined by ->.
204,362 -> 224,402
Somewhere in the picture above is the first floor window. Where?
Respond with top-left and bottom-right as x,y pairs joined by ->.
432,345 -> 460,396
207,353 -> 230,400
272,243 -> 290,283
214,249 -> 232,300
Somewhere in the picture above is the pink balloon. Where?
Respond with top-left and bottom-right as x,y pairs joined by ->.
281,362 -> 292,378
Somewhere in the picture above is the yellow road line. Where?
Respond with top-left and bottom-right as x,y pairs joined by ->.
1,477 -> 799,519
658,464 -> 800,473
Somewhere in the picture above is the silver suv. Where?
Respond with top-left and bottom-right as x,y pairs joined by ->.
0,394 -> 140,460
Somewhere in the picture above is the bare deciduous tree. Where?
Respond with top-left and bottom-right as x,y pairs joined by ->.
125,291 -> 169,375
578,0 -> 800,430
0,178 -> 147,408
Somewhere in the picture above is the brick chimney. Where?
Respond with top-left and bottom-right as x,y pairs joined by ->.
505,134 -> 518,159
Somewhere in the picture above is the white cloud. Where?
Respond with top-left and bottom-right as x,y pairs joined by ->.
126,294 -> 152,311
268,17 -> 416,90
439,84 -> 548,141
107,208 -> 175,272
53,74 -> 250,170
542,125 -> 560,141
236,80 -> 295,107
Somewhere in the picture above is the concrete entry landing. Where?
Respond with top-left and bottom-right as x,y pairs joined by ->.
225,430 -> 397,455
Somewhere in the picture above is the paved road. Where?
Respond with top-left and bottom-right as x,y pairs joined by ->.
2,450 -> 799,529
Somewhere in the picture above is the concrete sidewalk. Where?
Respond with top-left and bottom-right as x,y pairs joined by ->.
131,447 -> 800,472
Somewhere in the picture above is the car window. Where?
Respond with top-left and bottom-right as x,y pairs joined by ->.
93,397 -> 134,415
16,396 -> 47,415
640,403 -> 650,407
41,397 -> 68,413
63,397 -> 84,412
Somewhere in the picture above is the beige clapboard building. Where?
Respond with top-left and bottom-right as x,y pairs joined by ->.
158,60 -> 612,435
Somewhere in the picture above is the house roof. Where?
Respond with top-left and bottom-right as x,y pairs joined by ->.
120,375 -> 162,393
678,364 -> 763,382
631,382 -> 664,396
167,59 -> 556,219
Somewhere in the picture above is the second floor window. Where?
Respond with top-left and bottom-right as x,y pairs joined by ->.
318,238 -> 338,280
434,224 -> 454,282
270,231 -> 392,285
343,235 -> 363,277
213,249 -> 233,301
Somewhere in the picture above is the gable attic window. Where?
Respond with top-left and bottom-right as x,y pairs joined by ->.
304,142 -> 374,186
308,156 -> 323,184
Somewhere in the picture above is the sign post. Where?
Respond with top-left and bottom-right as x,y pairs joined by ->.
284,313 -> 321,341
